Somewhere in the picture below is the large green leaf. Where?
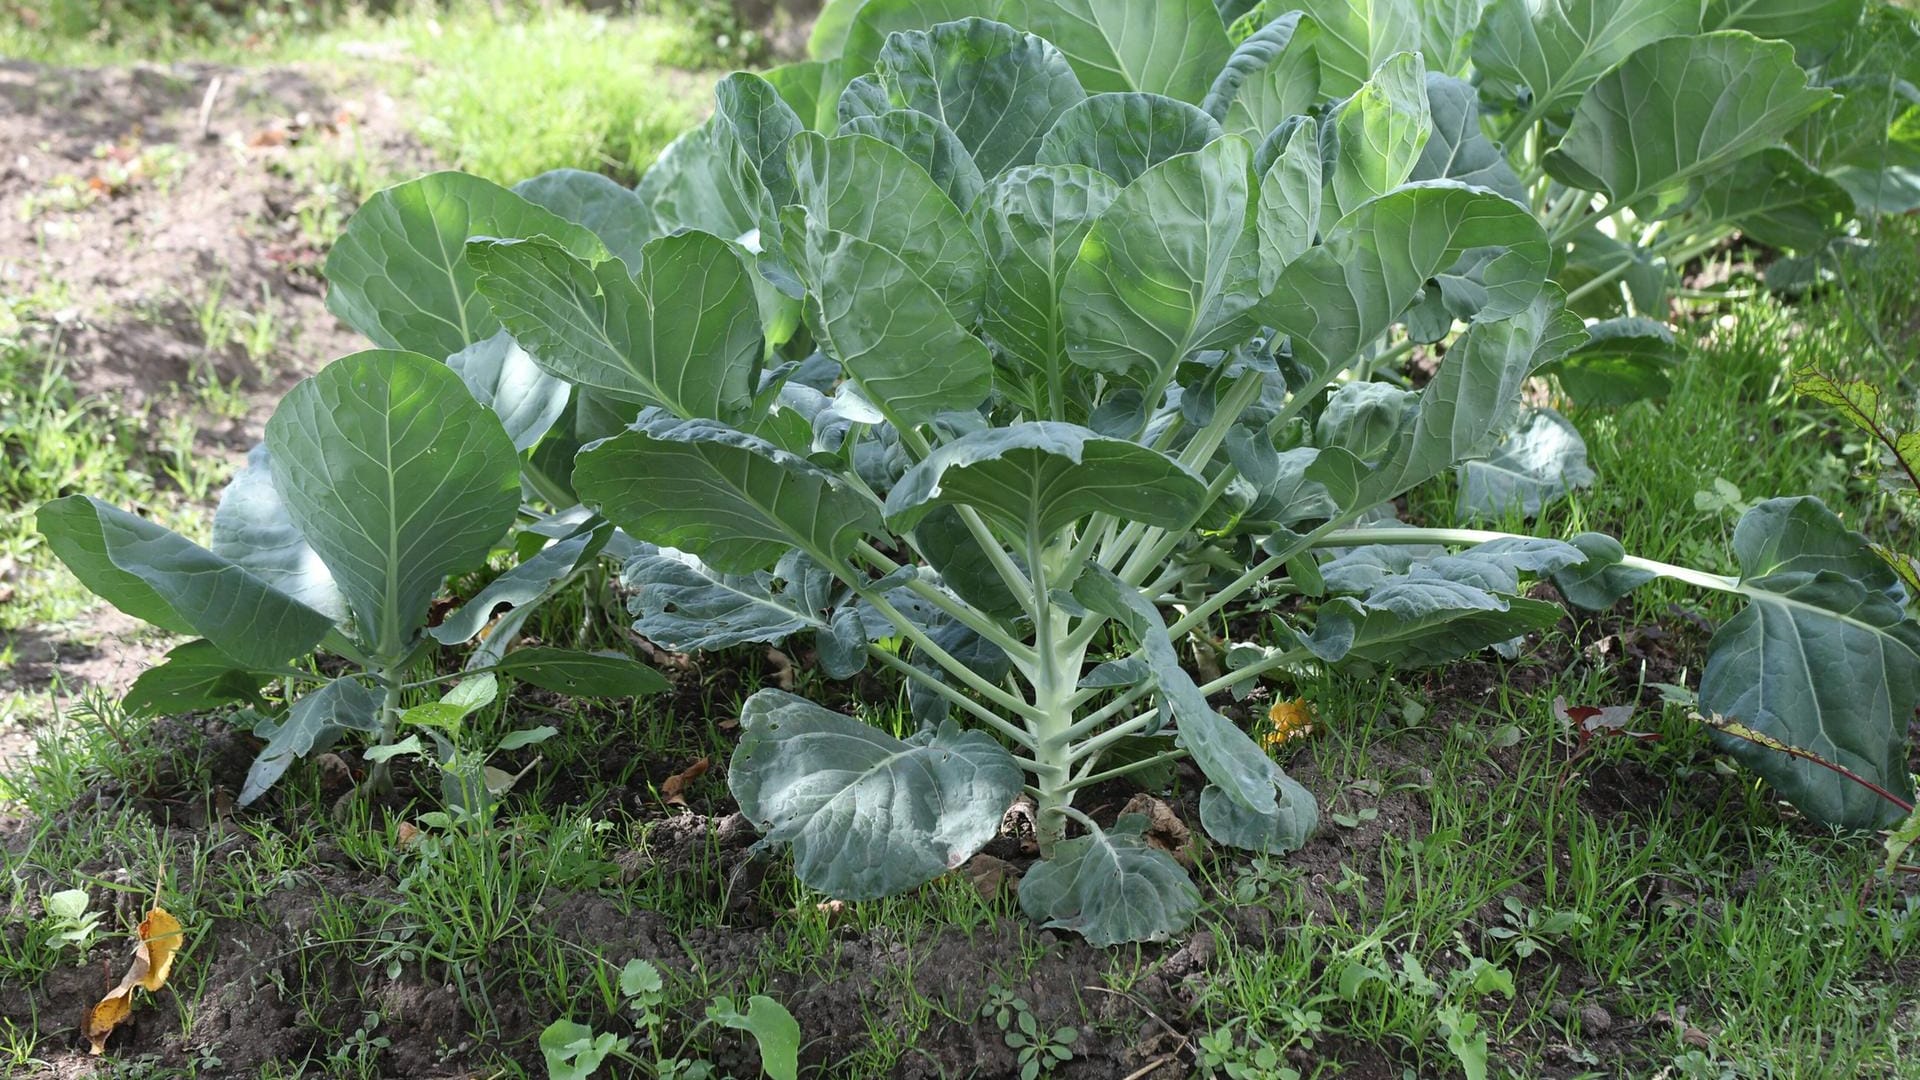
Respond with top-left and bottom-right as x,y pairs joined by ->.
1199,758 -> 1319,853
239,676 -> 382,805
469,232 -> 762,422
1017,815 -> 1201,945
265,351 -> 522,659
1325,51 -> 1433,220
836,108 -> 987,211
875,18 -> 1087,177
786,131 -> 989,319
1471,0 -> 1703,122
512,168 -> 657,272
712,71 -> 807,216
1545,32 -> 1837,212
1313,581 -> 1565,666
575,410 -> 883,573
977,164 -> 1122,396
1262,181 -> 1550,377
1702,497 -> 1920,828
495,647 -> 670,697
445,331 -> 571,453
1541,315 -> 1684,406
729,689 -> 1023,900
1694,148 -> 1854,251
210,444 -> 346,624
37,495 -> 335,669
1288,0 -> 1420,98
787,224 -> 995,424
1062,136 -> 1262,389
1037,92 -> 1223,188
1256,118 -> 1324,284
1705,0 -> 1864,58
1203,8 -> 1321,141
323,172 -> 606,358
1075,566 -> 1277,814
884,422 -> 1209,536
1000,0 -> 1233,103
1411,74 -> 1527,203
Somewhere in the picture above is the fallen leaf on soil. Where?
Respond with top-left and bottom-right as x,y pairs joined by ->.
765,647 -> 795,690
1552,696 -> 1659,747
1122,794 -> 1200,868
661,758 -> 710,807
963,853 -> 1018,899
84,906 -> 183,1054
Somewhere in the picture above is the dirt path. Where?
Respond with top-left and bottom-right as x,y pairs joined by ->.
0,59 -> 430,762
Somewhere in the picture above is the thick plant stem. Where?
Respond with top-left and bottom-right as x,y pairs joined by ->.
369,672 -> 404,795
1025,532 -> 1084,857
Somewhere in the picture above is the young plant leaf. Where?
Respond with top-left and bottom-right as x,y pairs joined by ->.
1203,8 -> 1320,140
728,689 -> 1023,900
837,108 -> 987,211
1016,814 -> 1202,945
711,996 -> 803,1080
977,164 -> 1122,394
1325,51 -> 1433,220
239,677 -> 382,806
37,495 -> 334,669
495,648 -> 670,697
1036,92 -> 1223,187
266,351 -> 522,660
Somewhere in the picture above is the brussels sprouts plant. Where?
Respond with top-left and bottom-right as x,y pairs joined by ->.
47,0 -> 1920,945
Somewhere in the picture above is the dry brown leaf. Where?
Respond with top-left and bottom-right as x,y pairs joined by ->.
85,906 -> 182,1054
662,758 -> 711,807
1121,794 -> 1200,868
764,647 -> 795,690
395,821 -> 423,848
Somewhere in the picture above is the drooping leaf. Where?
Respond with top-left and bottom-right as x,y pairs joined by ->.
786,131 -> 989,318
837,108 -> 987,211
121,640 -> 267,719
1199,758 -> 1319,853
575,410 -> 883,573
1472,0 -> 1704,122
446,331 -> 571,453
875,18 -> 1087,177
1203,9 -> 1320,141
1261,181 -> 1550,379
323,172 -> 606,358
622,547 -> 831,651
209,443 -> 346,623
1545,32 -> 1837,213
787,225 -> 995,423
1550,531 -> 1658,610
1694,147 -> 1855,252
239,676 -> 382,805
266,351 -> 522,659
729,689 -> 1023,899
1455,406 -> 1596,521
1313,580 -> 1564,666
1063,136 -> 1262,389
1000,0 -> 1233,103
1016,815 -> 1202,945
1542,316 -> 1684,406
430,524 -> 608,645
495,647 -> 670,697
1325,51 -> 1433,220
1037,92 -> 1223,187
884,422 -> 1210,537
37,495 -> 334,669
512,167 -> 657,271
976,164 -> 1122,395
1075,566 -> 1277,814
1702,497 -> 1919,827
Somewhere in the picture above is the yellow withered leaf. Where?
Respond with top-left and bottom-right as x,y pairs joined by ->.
84,906 -> 183,1055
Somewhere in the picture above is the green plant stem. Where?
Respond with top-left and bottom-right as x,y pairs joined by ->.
851,583 -> 1045,722
1062,748 -> 1190,793
1025,527 -> 1083,855
1310,526 -> 1740,592
863,645 -> 1036,748
853,540 -> 1035,664
1549,200 -> 1611,244
1564,256 -> 1637,304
